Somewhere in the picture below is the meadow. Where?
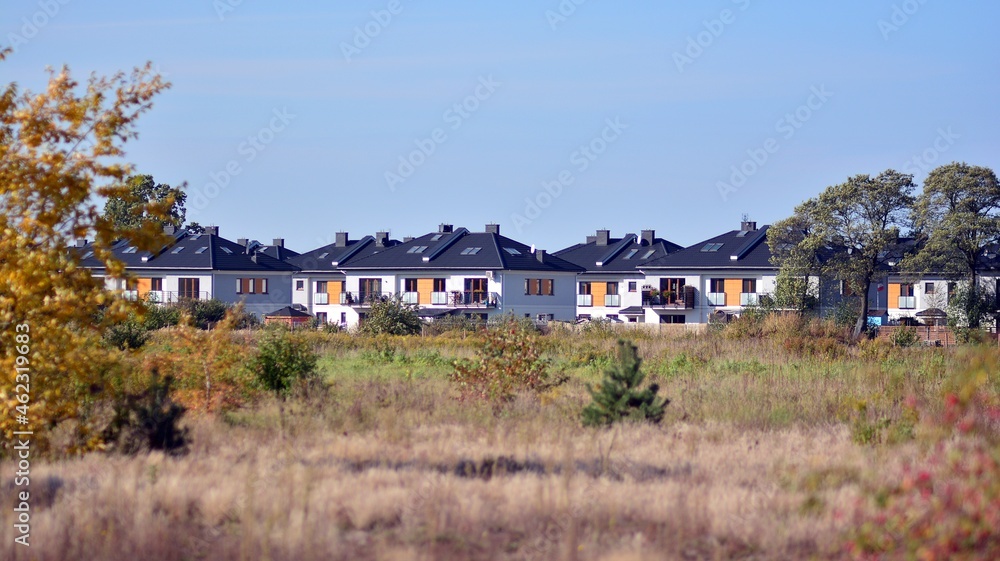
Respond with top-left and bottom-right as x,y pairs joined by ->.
2,317 -> 998,560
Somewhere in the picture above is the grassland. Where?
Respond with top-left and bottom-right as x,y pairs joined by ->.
2,320 -> 998,560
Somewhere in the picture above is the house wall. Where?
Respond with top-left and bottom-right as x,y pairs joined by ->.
213,272 -> 294,318
640,271 -> 778,323
498,271 -> 578,321
573,275 -> 645,321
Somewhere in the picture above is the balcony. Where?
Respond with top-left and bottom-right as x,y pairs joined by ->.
604,294 -> 621,307
898,296 -> 916,309
740,293 -> 759,306
642,285 -> 696,309
127,290 -> 210,304
314,292 -> 329,305
340,291 -> 393,306
707,293 -> 727,306
577,294 -> 593,307
401,291 -> 419,305
431,291 -> 449,305
449,291 -> 499,308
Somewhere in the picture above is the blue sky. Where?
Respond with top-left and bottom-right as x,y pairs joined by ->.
4,1 -> 998,252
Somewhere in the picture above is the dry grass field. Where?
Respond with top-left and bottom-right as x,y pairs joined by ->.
2,319 -> 998,560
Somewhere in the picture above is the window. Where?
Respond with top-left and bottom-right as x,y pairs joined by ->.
577,281 -> 593,307
195,246 -> 208,254
460,247 -> 482,255
536,313 -> 554,322
404,278 -> 418,292
465,278 -> 488,303
641,250 -> 656,259
700,242 -> 724,252
150,278 -> 163,291
525,278 -> 554,296
628,282 -> 637,292
318,252 -> 329,259
900,283 -> 914,297
178,278 -> 200,299
924,282 -> 935,295
316,312 -> 327,324
171,246 -> 185,254
433,278 -> 446,292
899,282 -> 915,309
607,282 -> 618,295
660,315 -> 685,324
431,234 -> 443,241
220,246 -> 233,254
340,312 -> 347,325
710,278 -> 725,292
659,278 -> 686,304
503,247 -> 521,255
296,280 -> 304,291
237,278 -> 269,295
623,249 -> 639,259
708,278 -> 726,306
579,282 -> 592,295
123,246 -> 137,254
316,281 -> 327,293
407,246 -> 428,254
840,280 -> 856,296
360,278 -> 382,302
742,278 -> 756,293
260,278 -> 268,294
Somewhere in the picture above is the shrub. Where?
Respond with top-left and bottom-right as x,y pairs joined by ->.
251,329 -> 319,398
889,326 -> 920,348
102,370 -> 189,456
581,339 -> 669,427
174,298 -> 230,329
359,295 -> 423,336
450,315 -> 552,403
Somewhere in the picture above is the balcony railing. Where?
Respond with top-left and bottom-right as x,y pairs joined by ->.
898,296 -> 916,309
449,291 -> 499,307
314,292 -> 329,305
124,290 -> 210,303
401,291 -> 419,305
740,293 -> 759,306
604,294 -> 621,307
577,294 -> 593,307
340,291 -> 394,306
431,291 -> 449,305
707,292 -> 727,306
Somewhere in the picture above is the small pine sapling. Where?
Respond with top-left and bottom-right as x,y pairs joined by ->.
582,339 -> 668,427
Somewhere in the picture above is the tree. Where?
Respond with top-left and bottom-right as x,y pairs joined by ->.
769,170 -> 916,338
581,339 -> 667,427
0,49 -> 171,455
103,174 -> 186,231
251,328 -> 318,399
450,315 -> 551,404
359,294 -> 423,336
904,162 -> 1000,328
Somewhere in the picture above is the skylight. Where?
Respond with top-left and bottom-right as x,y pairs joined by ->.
642,250 -> 656,259
503,247 -> 521,255
82,251 -> 94,259
220,247 -> 233,254
318,252 -> 329,259
430,234 -> 443,241
189,234 -> 202,240
123,246 -> 137,254
407,246 -> 428,254
460,247 -> 482,255
171,246 -> 185,254
195,247 -> 208,254
700,243 -> 724,252
623,249 -> 639,259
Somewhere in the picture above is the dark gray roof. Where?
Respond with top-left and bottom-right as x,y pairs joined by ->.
554,234 -> 682,274
257,245 -> 300,262
288,236 -> 400,272
77,229 -> 298,272
340,229 -> 583,272
619,306 -> 645,315
265,306 -> 313,318
642,226 -> 774,270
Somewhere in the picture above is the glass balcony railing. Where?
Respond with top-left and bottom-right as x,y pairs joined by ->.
401,292 -> 419,305
740,293 -> 759,306
577,294 -> 593,307
314,292 -> 329,305
604,294 -> 621,307
431,291 -> 449,305
898,296 -> 916,309
707,292 -> 727,306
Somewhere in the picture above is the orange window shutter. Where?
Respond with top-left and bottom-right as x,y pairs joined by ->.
136,278 -> 152,296
542,279 -> 553,296
591,282 -> 607,305
724,279 -> 742,306
417,278 -> 434,304
888,283 -> 901,307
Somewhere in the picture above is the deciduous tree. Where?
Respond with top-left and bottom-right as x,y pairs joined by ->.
103,174 -> 186,231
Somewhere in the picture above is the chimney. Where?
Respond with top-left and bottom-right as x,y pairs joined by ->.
403,236 -> 414,242
163,224 -> 176,235
741,220 -> 757,232
75,238 -> 88,248
438,224 -> 453,233
203,226 -> 219,236
585,235 -> 597,244
485,223 -> 500,235
596,229 -> 610,246
641,229 -> 655,246
375,231 -> 389,247
335,232 -> 348,247
536,249 -> 546,263
272,238 -> 284,248
237,238 -> 248,247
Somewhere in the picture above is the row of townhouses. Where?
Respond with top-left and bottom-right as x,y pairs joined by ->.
77,220 -> 1000,329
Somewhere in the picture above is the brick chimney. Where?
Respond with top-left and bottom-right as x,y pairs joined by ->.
596,229 -> 610,246
272,238 -> 284,248
335,232 -> 348,247
641,229 -> 655,246
485,223 -> 500,235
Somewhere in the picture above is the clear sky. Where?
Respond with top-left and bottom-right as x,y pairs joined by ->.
4,1 -> 998,253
